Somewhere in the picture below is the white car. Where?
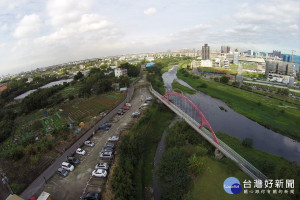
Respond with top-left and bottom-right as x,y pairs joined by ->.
84,140 -> 95,147
108,136 -> 119,142
92,169 -> 107,178
61,162 -> 74,172
95,162 -> 109,170
76,148 -> 86,156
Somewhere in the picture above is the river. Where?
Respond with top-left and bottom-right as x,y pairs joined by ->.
162,66 -> 300,165
14,79 -> 73,100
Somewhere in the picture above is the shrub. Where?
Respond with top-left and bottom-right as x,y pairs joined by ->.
220,76 -> 230,84
199,83 -> 207,88
242,138 -> 253,148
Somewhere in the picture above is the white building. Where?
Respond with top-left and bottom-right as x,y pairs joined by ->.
223,60 -> 229,67
114,68 -> 127,77
233,52 -> 239,65
145,57 -> 155,62
201,60 -> 212,67
214,58 -> 221,67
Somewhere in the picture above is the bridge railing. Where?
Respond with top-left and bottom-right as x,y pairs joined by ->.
149,86 -> 267,181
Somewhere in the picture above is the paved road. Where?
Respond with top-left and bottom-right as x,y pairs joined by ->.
33,86 -> 151,200
20,82 -> 136,199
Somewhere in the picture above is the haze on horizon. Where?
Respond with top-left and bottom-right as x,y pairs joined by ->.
0,0 -> 299,76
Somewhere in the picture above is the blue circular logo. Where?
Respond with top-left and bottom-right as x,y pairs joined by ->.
223,177 -> 242,194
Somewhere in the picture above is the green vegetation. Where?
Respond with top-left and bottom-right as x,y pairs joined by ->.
159,121 -> 271,200
112,101 -> 174,199
172,80 -> 196,94
157,148 -> 191,200
177,68 -> 300,141
185,158 -> 270,200
147,64 -> 165,95
216,132 -> 300,200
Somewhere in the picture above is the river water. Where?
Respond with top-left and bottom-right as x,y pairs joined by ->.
14,79 -> 73,100
162,66 -> 300,165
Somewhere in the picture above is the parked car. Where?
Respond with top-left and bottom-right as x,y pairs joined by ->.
142,103 -> 148,107
102,146 -> 114,153
92,169 -> 107,178
146,97 -> 152,101
76,148 -> 86,156
125,103 -> 132,107
117,109 -> 125,115
67,157 -> 80,165
95,162 -> 109,170
99,124 -> 110,130
61,162 -> 74,172
132,111 -> 140,118
57,168 -> 69,177
99,151 -> 113,159
108,136 -> 119,142
84,140 -> 95,147
122,106 -> 130,110
105,143 -> 115,149
83,192 -> 101,200
105,123 -> 112,127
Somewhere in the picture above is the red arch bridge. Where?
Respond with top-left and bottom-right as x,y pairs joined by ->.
149,86 -> 267,181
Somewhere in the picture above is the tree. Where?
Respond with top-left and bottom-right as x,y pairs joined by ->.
119,76 -> 130,87
74,71 -> 83,80
120,62 -> 140,77
220,76 -> 230,84
157,148 -> 191,200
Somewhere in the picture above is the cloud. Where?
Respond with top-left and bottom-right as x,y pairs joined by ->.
144,7 -> 157,15
0,24 -> 8,31
46,0 -> 94,27
13,14 -> 41,38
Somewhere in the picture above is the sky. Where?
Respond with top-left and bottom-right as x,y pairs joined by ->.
0,0 -> 299,76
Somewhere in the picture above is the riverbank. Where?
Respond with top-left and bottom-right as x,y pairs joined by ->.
177,68 -> 300,141
111,101 -> 174,199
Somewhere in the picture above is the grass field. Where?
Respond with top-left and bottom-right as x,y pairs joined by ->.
172,80 -> 196,94
177,69 -> 300,141
185,157 -> 272,200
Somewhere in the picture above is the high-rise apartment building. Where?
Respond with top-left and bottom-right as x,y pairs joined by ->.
221,45 -> 232,54
202,44 -> 210,60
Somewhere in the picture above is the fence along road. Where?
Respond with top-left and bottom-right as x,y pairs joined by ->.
149,86 -> 268,181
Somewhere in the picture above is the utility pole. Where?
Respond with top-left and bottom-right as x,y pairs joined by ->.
1,172 -> 13,195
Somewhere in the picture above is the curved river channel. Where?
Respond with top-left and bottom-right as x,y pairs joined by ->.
162,66 -> 300,165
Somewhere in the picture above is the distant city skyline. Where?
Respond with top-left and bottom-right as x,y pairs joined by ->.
0,0 -> 299,76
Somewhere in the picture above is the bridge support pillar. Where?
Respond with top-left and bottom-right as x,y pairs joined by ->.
214,149 -> 224,159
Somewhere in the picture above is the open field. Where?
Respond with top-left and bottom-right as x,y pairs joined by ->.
177,69 -> 300,141
60,92 -> 124,123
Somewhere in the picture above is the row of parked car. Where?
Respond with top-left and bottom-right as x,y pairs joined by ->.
57,140 -> 95,177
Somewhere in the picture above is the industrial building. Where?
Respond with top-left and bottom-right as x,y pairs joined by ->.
265,60 -> 294,77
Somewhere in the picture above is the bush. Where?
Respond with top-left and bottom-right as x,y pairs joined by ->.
242,138 -> 253,148
220,76 -> 230,84
199,83 -> 207,88
214,77 -> 219,82
68,94 -> 75,100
